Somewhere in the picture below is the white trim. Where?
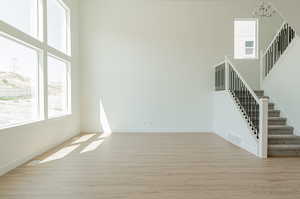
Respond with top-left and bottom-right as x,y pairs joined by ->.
66,61 -> 72,115
0,21 -> 43,50
47,54 -> 71,118
212,61 -> 225,68
47,0 -> 71,56
48,113 -> 72,120
258,98 -> 269,158
106,129 -> 210,133
42,0 -> 49,120
47,45 -> 71,62
37,0 -> 44,41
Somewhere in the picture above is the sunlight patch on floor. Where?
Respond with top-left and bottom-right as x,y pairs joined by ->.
72,134 -> 96,144
40,144 -> 80,163
80,139 -> 104,154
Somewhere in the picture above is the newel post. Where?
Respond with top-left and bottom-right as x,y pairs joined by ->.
259,97 -> 269,158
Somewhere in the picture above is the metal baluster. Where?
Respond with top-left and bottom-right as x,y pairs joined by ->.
265,51 -> 268,76
216,68 -> 218,90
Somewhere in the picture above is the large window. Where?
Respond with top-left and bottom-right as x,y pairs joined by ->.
47,0 -> 69,53
48,56 -> 69,118
0,0 -> 71,129
0,0 -> 39,38
0,36 -> 39,127
234,19 -> 258,59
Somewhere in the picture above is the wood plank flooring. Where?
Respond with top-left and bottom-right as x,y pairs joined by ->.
1,133 -> 300,199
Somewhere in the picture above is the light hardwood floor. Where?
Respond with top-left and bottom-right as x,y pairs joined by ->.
1,133 -> 300,199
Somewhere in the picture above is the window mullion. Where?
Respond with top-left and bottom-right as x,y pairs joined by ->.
67,63 -> 71,114
66,7 -> 71,56
42,0 -> 48,120
47,45 -> 72,62
0,20 -> 43,49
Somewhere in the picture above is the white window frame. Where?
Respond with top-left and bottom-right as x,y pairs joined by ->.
47,53 -> 71,118
47,0 -> 71,56
234,18 -> 259,60
0,0 -> 72,129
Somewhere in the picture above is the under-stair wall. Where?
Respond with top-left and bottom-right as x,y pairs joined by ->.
213,91 -> 259,156
263,36 -> 300,136
213,58 -> 269,158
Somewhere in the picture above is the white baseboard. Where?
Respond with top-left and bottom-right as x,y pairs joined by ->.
110,128 -> 211,133
0,130 -> 80,176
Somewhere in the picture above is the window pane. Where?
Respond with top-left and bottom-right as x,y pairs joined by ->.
0,0 -> 38,37
47,0 -> 68,53
245,48 -> 254,55
0,36 -> 39,127
48,56 -> 68,117
234,20 -> 257,59
245,41 -> 254,48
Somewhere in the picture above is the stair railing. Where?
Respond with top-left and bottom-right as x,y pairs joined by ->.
214,56 -> 269,158
260,22 -> 296,82
214,61 -> 226,91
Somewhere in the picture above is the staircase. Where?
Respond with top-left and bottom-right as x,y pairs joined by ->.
214,57 -> 300,158
255,90 -> 300,157
213,22 -> 298,158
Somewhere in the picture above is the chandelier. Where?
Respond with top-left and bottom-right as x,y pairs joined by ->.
252,1 -> 276,17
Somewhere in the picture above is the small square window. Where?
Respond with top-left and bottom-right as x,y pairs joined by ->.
245,41 -> 254,48
234,19 -> 258,59
245,48 -> 254,55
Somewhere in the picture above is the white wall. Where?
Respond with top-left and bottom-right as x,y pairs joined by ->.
79,0 -> 266,133
213,91 -> 259,156
269,0 -> 300,33
263,36 -> 300,135
230,59 -> 261,90
0,0 -> 80,176
259,11 -> 284,52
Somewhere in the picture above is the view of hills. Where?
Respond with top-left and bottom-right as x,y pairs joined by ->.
0,71 -> 63,97
0,72 -> 31,89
